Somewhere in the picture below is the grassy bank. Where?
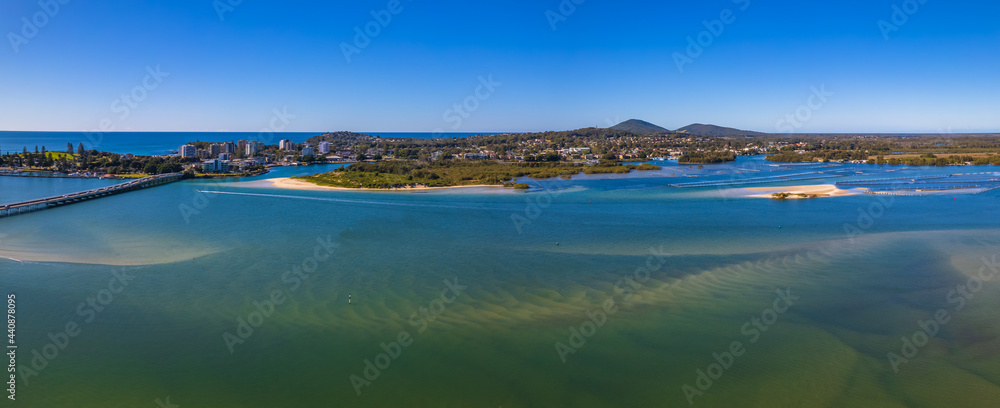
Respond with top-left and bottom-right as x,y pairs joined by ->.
295,161 -> 661,189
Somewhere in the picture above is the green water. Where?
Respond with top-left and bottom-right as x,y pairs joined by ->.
3,158 -> 1000,407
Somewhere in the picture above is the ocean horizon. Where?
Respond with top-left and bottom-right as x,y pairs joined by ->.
6,1 -> 1000,405
0,131 -> 505,156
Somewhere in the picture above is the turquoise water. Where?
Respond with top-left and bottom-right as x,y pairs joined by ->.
3,157 -> 1000,407
0,177 -> 123,205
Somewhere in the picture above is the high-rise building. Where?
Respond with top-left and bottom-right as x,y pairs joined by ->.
246,141 -> 263,156
318,141 -> 330,154
220,142 -> 236,154
219,153 -> 230,161
301,146 -> 314,156
279,139 -> 295,150
237,140 -> 248,155
201,160 -> 230,173
210,144 -> 222,157
180,144 -> 196,158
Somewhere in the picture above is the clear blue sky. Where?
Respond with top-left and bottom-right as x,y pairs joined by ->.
1,0 -> 998,133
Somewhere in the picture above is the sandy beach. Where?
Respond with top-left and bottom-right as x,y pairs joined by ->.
267,177 -> 500,192
742,184 -> 868,199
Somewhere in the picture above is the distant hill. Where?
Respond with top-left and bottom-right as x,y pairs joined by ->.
677,124 -> 769,138
609,119 -> 670,134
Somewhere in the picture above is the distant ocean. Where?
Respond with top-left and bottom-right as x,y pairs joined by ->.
0,131 -> 502,156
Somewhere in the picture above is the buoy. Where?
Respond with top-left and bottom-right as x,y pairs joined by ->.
556,242 -> 560,246
349,293 -> 352,304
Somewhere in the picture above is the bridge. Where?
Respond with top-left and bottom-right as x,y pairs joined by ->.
0,173 -> 185,219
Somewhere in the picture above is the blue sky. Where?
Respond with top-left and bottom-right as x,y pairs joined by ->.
1,0 -> 998,133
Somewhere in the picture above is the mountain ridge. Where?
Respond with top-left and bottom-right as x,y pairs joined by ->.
608,119 -> 670,134
676,123 -> 770,137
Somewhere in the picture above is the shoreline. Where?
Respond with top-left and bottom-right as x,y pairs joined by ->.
741,184 -> 868,199
267,177 -> 501,192
194,169 -> 270,179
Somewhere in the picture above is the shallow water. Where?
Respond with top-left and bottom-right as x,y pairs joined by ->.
3,157 -> 1000,407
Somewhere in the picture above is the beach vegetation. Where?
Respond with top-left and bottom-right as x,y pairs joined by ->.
296,160 -> 661,189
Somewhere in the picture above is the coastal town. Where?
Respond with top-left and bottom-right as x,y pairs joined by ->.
3,121 -> 1000,180
0,125 -> 770,178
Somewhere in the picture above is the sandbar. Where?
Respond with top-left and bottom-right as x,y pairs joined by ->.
0,246 -> 219,266
267,177 -> 500,192
742,184 -> 867,199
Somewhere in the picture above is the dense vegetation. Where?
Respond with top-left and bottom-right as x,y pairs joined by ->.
766,150 -> 1000,166
296,160 -> 661,189
0,143 -> 195,175
771,192 -> 819,200
762,135 -> 1000,166
609,119 -> 669,134
677,124 -> 769,138
766,150 -> 871,163
678,151 -> 737,164
871,153 -> 1000,166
